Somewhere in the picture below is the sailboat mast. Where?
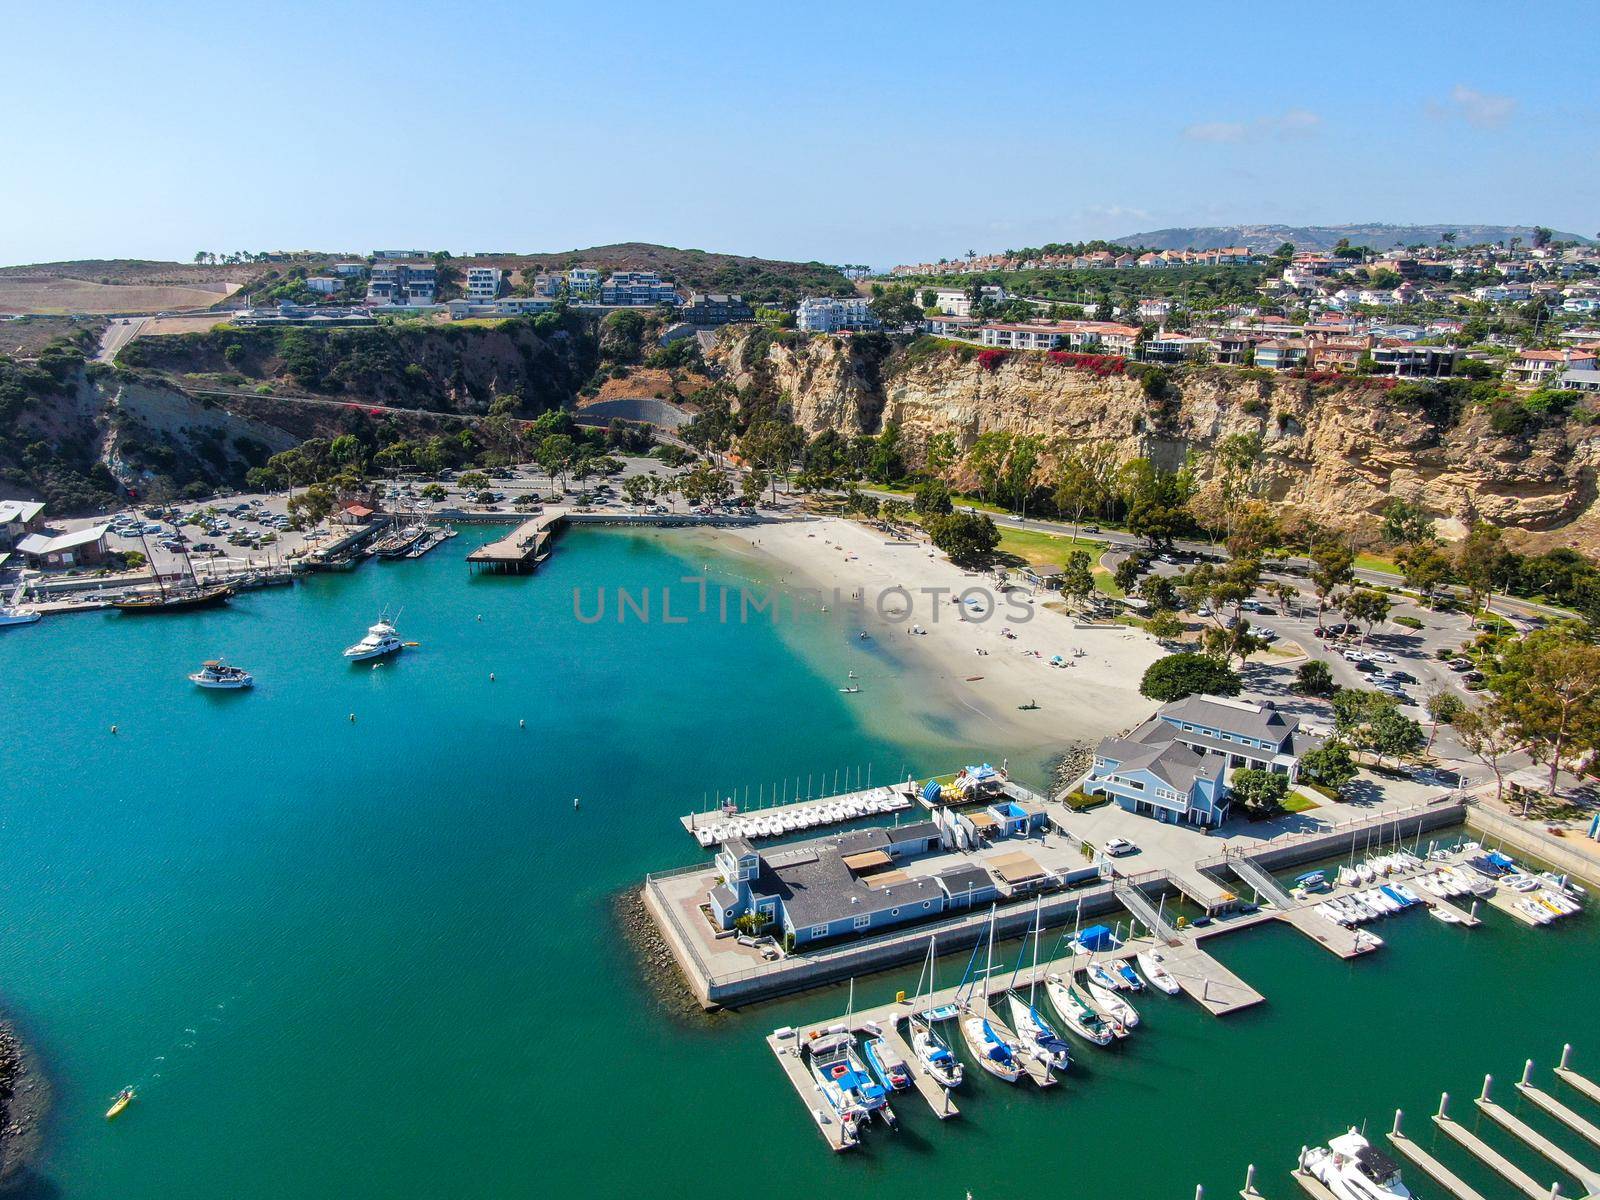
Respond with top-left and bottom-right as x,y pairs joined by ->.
983,905 -> 995,1009
1030,895 -> 1042,1005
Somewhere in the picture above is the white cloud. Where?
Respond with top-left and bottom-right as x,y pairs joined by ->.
1183,121 -> 1248,144
1182,109 -> 1322,144
1431,85 -> 1518,129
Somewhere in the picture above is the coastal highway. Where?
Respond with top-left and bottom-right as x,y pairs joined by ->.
95,316 -> 146,362
862,488 -> 1574,624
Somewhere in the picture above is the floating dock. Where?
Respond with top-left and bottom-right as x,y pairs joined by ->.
680,783 -> 917,846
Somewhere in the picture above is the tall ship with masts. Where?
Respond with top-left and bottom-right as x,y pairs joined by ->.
112,526 -> 233,613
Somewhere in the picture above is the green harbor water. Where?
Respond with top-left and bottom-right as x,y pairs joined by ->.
0,526 -> 1597,1199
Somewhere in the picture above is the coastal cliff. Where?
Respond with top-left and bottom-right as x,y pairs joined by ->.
713,329 -> 1600,543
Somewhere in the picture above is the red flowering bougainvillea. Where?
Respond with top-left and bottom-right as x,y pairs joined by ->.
977,349 -> 1009,372
1047,351 -> 1127,376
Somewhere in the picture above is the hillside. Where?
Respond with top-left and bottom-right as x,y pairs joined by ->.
0,260 -> 250,316
708,329 -> 1600,551
1112,223 -> 1593,252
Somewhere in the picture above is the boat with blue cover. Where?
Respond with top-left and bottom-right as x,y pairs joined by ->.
804,1031 -> 895,1132
862,1036 -> 913,1092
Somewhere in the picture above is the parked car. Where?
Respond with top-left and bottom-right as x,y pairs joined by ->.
1103,838 -> 1137,857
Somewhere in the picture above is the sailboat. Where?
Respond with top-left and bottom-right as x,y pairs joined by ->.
905,937 -> 963,1089
112,526 -> 232,613
1086,977 -> 1140,1032
806,980 -> 896,1132
1003,897 -> 1072,1072
1043,971 -> 1115,1047
955,907 -> 1024,1083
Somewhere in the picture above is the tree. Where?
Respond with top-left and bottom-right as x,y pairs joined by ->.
742,468 -> 769,505
1139,653 -> 1242,702
912,478 -> 953,517
1229,768 -> 1290,817
1113,555 -> 1143,595
1059,549 -> 1095,610
923,511 -> 1000,567
1424,690 -> 1464,750
1331,688 -> 1421,765
1299,745 -> 1358,794
1369,707 -> 1425,766
1201,619 -> 1266,667
1380,498 -> 1435,547
1145,611 -> 1185,640
1341,589 -> 1392,642
1309,541 -> 1355,626
1296,660 -> 1336,697
1455,522 -> 1518,614
1137,573 -> 1178,612
535,434 -> 576,489
457,470 -> 490,490
879,498 -> 911,528
1455,699 -> 1520,804
1051,452 -> 1103,539
1495,632 -> 1600,797
622,475 -> 653,508
1395,541 -> 1452,602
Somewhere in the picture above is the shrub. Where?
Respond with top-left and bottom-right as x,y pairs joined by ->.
977,349 -> 1009,372
1296,660 -> 1336,697
1394,615 -> 1424,630
1047,350 -> 1126,376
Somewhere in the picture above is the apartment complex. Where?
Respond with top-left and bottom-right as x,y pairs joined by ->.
366,262 -> 437,306
796,296 -> 877,333
600,271 -> 678,306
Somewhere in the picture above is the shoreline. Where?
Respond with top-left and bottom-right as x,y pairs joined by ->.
0,1016 -> 50,1191
695,515 -> 1165,774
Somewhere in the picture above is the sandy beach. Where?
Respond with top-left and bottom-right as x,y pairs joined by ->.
704,515 -> 1165,766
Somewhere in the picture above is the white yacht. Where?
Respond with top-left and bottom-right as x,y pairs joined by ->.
344,616 -> 404,661
188,659 -> 254,689
0,605 -> 40,627
1303,1128 -> 1412,1199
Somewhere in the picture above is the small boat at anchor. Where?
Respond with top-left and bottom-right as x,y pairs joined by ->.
1302,1127 -> 1412,1198
862,1035 -> 913,1092
1043,973 -> 1114,1047
188,659 -> 254,689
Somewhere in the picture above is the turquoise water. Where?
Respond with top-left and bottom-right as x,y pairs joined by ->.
0,527 -> 1596,1199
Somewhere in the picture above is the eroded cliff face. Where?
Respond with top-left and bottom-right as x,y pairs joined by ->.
714,329 -> 1599,542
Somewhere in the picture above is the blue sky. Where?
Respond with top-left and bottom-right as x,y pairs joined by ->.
1,0 -> 1593,268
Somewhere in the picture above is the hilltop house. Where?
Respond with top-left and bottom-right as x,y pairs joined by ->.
1508,348 -> 1599,386
1084,695 -> 1314,828
796,296 -> 877,333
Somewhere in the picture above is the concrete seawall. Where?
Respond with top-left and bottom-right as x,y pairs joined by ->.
646,796 -> 1468,1010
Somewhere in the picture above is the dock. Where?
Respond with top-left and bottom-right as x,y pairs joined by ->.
1387,1128 -> 1490,1200
765,1029 -> 858,1152
1435,1102 -> 1551,1200
1159,934 -> 1265,1016
861,1018 -> 959,1118
1478,1093 -> 1600,1194
466,512 -> 562,573
680,783 -> 916,846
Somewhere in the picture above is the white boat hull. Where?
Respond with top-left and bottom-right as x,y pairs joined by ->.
190,676 -> 252,689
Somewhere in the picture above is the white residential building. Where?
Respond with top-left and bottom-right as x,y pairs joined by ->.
566,268 -> 601,296
933,285 -> 1006,316
305,276 -> 343,294
796,296 -> 877,333
466,267 -> 503,302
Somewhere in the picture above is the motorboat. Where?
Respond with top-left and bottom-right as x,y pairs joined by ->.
1043,974 -> 1113,1047
1302,1127 -> 1412,1198
1005,992 -> 1072,1070
344,616 -> 404,661
1135,950 -> 1181,995
1517,898 -> 1555,926
804,1031 -> 894,1130
0,603 -> 40,627
1086,961 -> 1123,992
188,659 -> 254,689
1428,904 -> 1464,925
862,1035 -> 913,1092
1112,959 -> 1145,991
106,1086 -> 136,1120
1087,979 -> 1140,1031
1390,883 -> 1423,906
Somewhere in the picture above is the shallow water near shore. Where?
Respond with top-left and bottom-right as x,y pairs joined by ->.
0,526 -> 1597,1199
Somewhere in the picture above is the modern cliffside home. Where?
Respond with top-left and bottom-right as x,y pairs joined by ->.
1085,694 -> 1314,828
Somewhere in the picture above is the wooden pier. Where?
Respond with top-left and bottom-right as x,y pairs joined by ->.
1161,934 -> 1266,1016
765,1029 -> 858,1152
466,512 -> 562,573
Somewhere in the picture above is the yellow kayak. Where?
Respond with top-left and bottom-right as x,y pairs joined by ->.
106,1087 -> 135,1120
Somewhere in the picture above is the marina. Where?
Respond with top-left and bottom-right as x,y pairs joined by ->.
682,783 -> 918,846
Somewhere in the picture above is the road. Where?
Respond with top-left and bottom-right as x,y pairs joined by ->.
95,316 -> 146,362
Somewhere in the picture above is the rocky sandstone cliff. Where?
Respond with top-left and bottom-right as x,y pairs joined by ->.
715,329 -> 1599,544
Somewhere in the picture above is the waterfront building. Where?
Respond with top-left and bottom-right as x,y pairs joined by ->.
1508,347 -> 1599,386
1370,343 -> 1460,378
796,296 -> 877,333
1085,694 -> 1314,828
978,320 -> 1138,355
368,262 -> 437,306
600,271 -> 679,306
0,499 -> 45,549
1140,333 -> 1211,364
305,276 -> 344,294
1555,367 -> 1600,394
16,523 -> 111,569
566,267 -> 601,296
922,314 -> 980,338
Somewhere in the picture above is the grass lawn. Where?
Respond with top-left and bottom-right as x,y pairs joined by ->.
1092,568 -> 1125,598
1283,792 -> 1322,813
1355,552 -> 1399,573
994,525 -> 1105,568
